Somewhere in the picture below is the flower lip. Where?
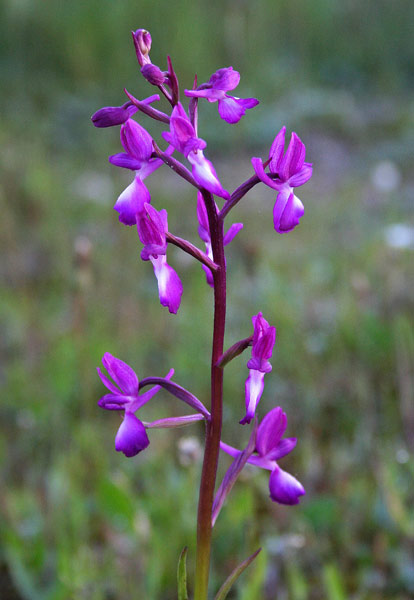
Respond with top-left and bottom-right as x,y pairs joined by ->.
115,411 -> 150,457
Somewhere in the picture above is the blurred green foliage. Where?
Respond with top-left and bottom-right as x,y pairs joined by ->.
1,1 -> 414,599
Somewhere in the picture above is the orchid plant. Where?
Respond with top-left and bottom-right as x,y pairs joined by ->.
92,28 -> 311,600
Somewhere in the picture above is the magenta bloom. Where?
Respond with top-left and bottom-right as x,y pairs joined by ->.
252,127 -> 313,234
221,407 -> 305,505
185,67 -> 259,124
240,312 -> 276,425
109,116 -> 164,226
97,353 -> 173,457
197,191 -> 243,286
136,203 -> 183,314
162,103 -> 229,199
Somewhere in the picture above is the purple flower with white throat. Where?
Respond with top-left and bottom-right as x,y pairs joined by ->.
197,192 -> 243,286
108,114 -> 164,226
221,407 -> 305,505
184,67 -> 259,124
136,203 -> 183,314
97,353 -> 174,457
240,312 -> 276,425
162,103 -> 229,199
252,127 -> 312,234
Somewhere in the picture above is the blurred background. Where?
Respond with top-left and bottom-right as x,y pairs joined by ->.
1,0 -> 413,598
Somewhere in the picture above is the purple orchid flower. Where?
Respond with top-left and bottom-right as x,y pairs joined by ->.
197,191 -> 243,286
136,203 -> 183,314
97,352 -> 174,457
221,407 -> 305,506
162,103 -> 230,199
240,312 -> 276,425
251,127 -> 313,234
108,114 -> 164,226
184,67 -> 259,124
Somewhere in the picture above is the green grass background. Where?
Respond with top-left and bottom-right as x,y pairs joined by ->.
1,1 -> 413,598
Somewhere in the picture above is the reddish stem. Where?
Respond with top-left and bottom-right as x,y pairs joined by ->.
194,189 -> 226,600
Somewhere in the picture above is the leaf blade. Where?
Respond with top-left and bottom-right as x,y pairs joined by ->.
214,548 -> 261,600
177,546 -> 189,600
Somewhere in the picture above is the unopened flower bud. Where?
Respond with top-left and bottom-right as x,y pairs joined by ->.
132,29 -> 152,67
141,63 -> 166,86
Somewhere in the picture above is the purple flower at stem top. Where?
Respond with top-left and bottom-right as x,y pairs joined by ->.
251,126 -> 313,234
221,407 -> 305,505
197,191 -> 243,287
136,203 -> 183,314
109,116 -> 166,226
185,67 -> 259,124
162,103 -> 230,199
240,312 -> 276,425
97,353 -> 174,457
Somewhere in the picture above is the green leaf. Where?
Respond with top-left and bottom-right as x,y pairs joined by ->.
177,546 -> 189,600
214,548 -> 261,600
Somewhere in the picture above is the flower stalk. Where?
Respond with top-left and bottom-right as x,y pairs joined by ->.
194,190 -> 226,600
91,28 -> 311,599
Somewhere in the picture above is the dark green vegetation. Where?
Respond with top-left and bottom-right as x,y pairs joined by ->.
1,1 -> 413,598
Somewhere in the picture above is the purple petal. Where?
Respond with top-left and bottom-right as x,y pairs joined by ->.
288,163 -> 313,187
139,156 -> 165,180
202,263 -> 214,287
184,88 -> 223,101
115,412 -> 150,457
114,176 -> 150,226
251,157 -> 283,191
91,103 -> 138,128
109,152 -> 142,170
150,255 -> 183,314
250,327 -> 276,366
217,97 -> 246,124
97,367 -> 121,395
256,407 -> 287,457
240,369 -> 265,425
267,437 -> 297,461
97,393 -> 130,410
188,151 -> 230,199
171,115 -> 196,149
101,353 -> 139,396
278,132 -> 306,181
209,67 -> 240,91
223,222 -> 243,246
269,127 -> 286,173
273,190 -> 304,234
268,466 -> 305,505
196,192 -> 211,242
136,204 -> 167,253
120,119 -> 153,162
237,97 -> 260,109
